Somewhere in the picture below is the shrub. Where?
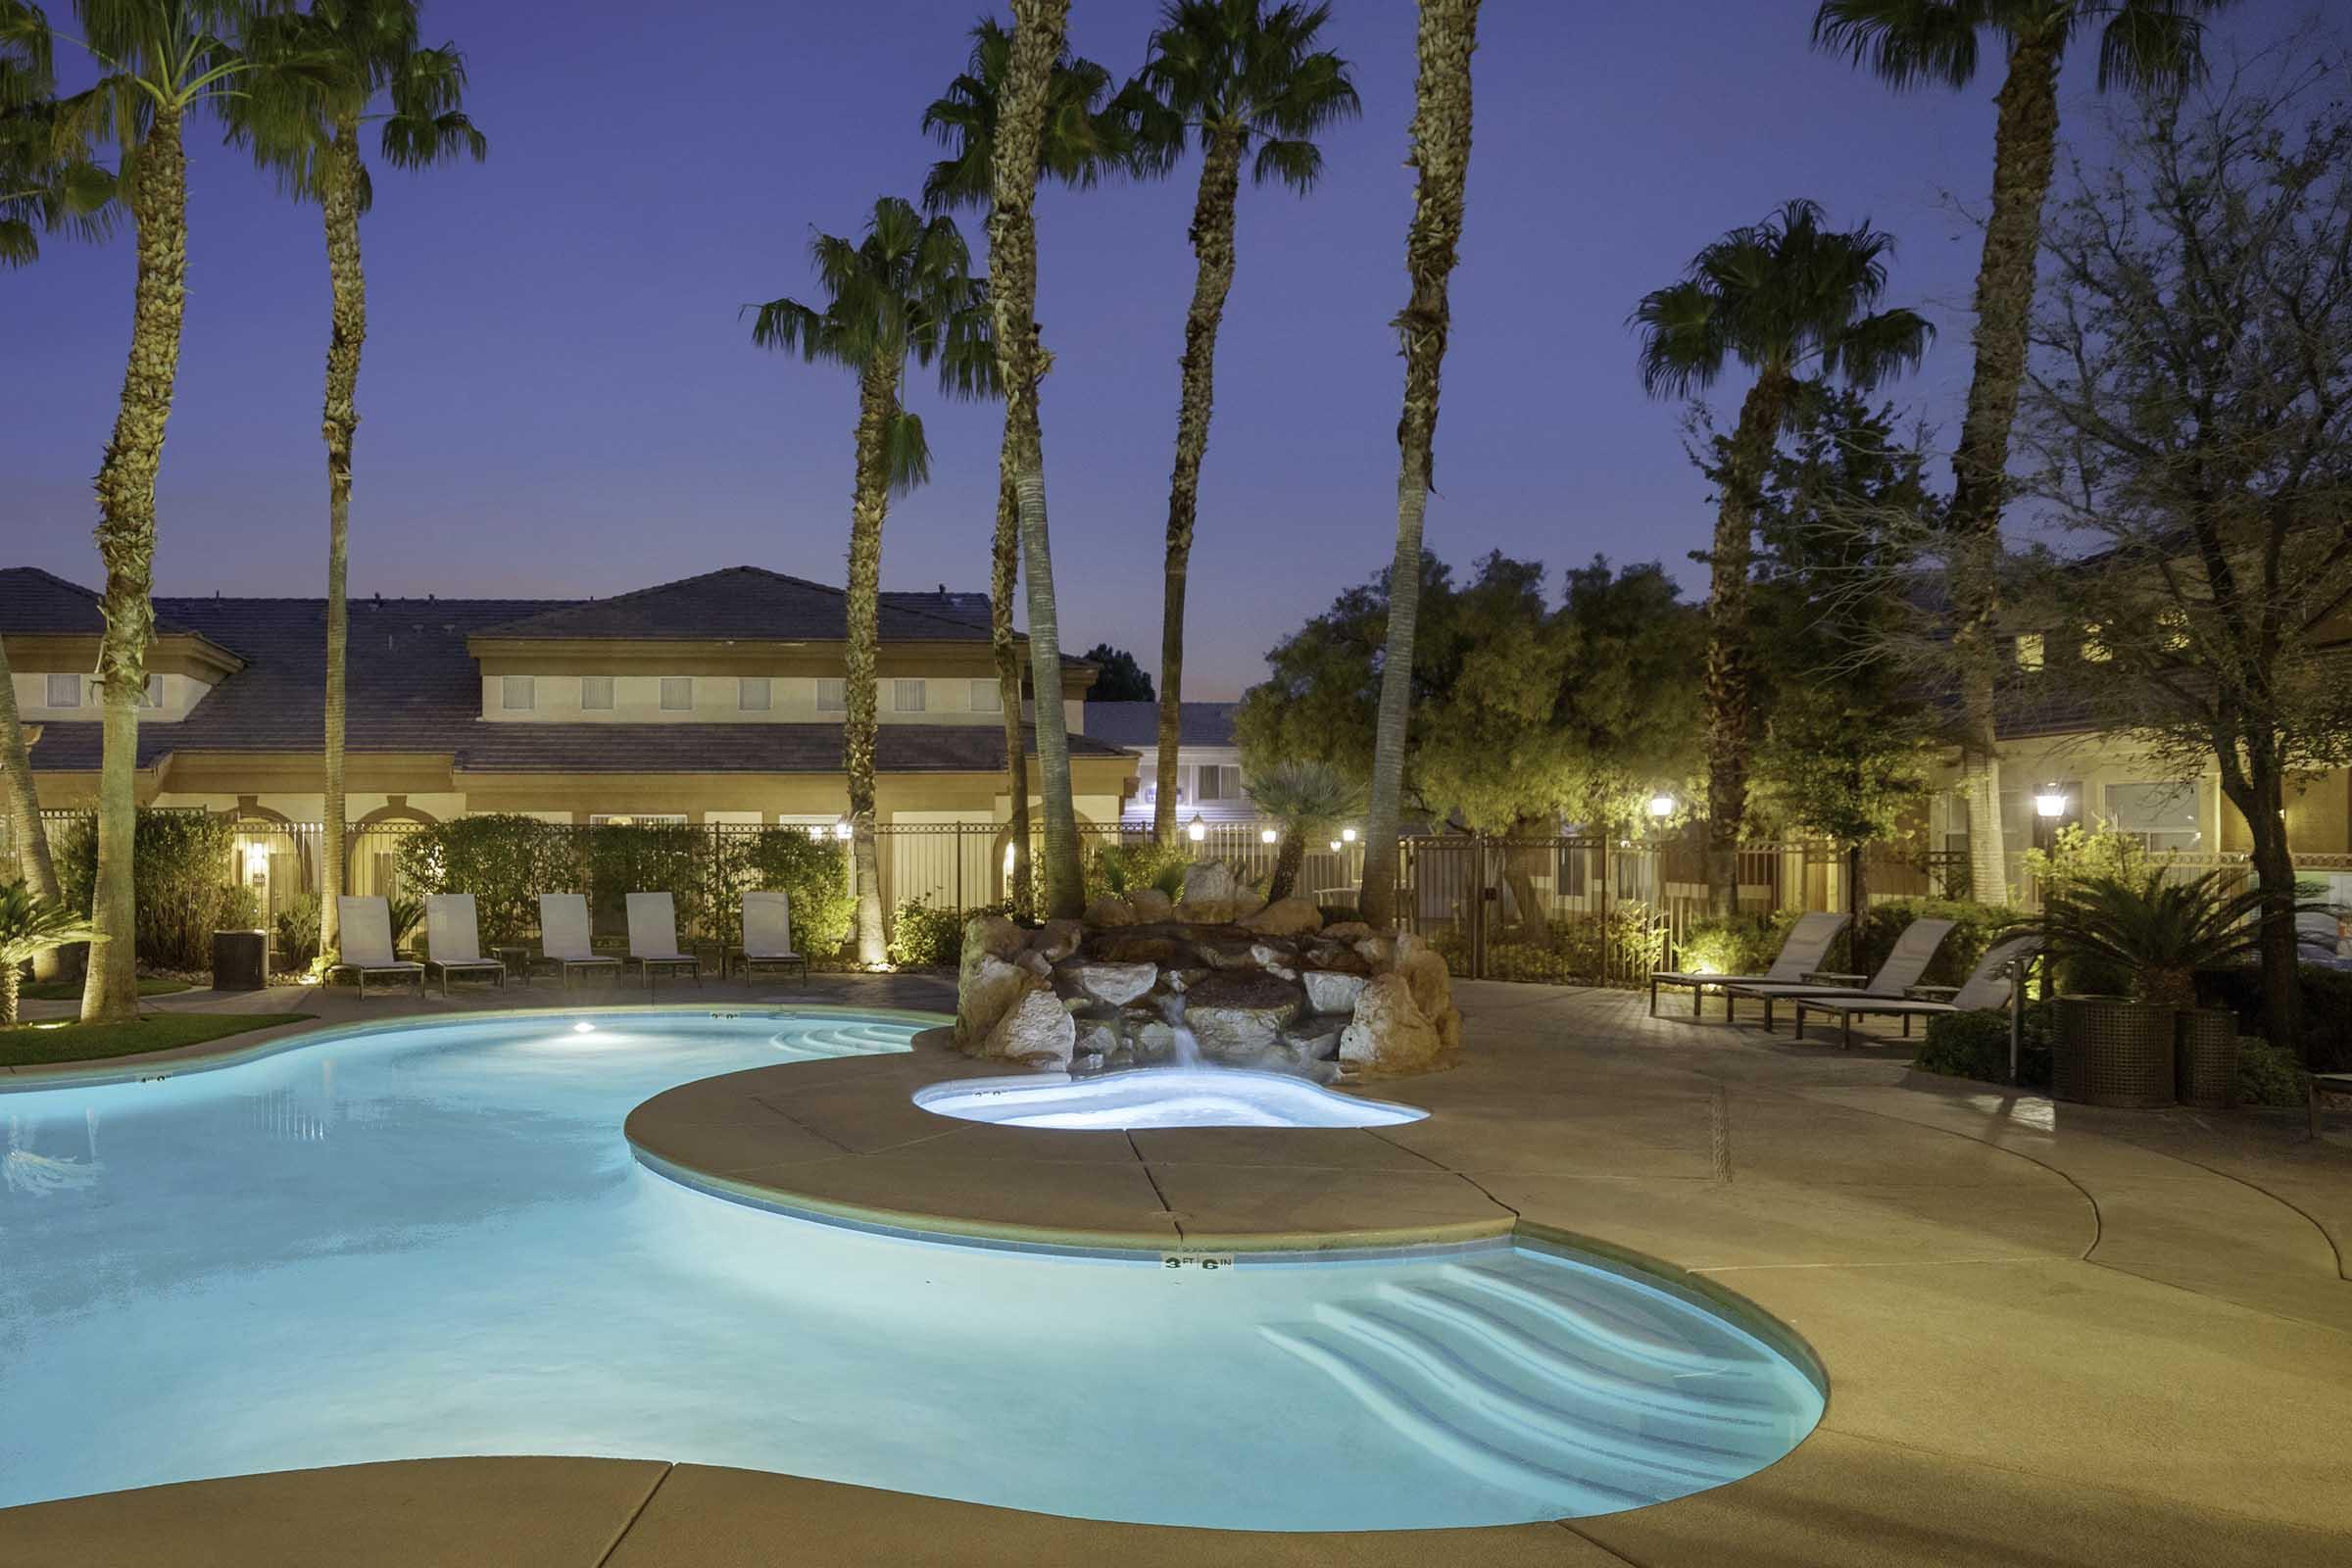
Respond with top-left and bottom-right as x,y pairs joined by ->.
1429,904 -> 1664,987
1914,1004 -> 2053,1089
586,821 -> 709,941
273,892 -> 323,970
887,899 -> 1001,969
1851,899 -> 2020,987
52,808 -> 254,970
2197,962 -> 2352,1073
395,814 -> 583,947
733,828 -> 855,959
1674,912 -> 1793,978
2235,1035 -> 2309,1108
1091,841 -> 1193,901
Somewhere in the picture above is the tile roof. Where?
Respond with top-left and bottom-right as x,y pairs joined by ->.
1081,701 -> 1238,749
0,565 -> 198,637
473,565 -> 1007,644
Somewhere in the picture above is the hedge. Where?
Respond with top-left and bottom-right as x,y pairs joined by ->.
2197,962 -> 2352,1073
51,809 -> 257,971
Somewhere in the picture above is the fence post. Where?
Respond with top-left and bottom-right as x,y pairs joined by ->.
956,822 -> 965,914
1470,836 -> 1488,981
1599,833 -> 1613,986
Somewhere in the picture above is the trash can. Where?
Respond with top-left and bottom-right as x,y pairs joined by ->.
212,929 -> 270,992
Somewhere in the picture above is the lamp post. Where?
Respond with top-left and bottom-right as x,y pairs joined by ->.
1647,792 -> 1676,821
1186,814 -> 1207,845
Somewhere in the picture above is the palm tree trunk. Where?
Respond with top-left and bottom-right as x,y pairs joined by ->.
0,636 -> 66,979
1267,829 -> 1306,904
990,455 -> 1032,919
1947,29 -> 2061,909
845,363 -> 899,966
1152,129 -> 1245,846
991,0 -> 1083,921
82,103 -> 189,1024
318,121 -> 367,959
1360,0 -> 1482,932
1702,369 -> 1787,917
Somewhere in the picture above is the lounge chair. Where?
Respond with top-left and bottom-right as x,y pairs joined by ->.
626,892 -> 703,992
539,894 -> 622,990
328,896 -> 426,1000
736,890 -> 807,984
1649,911 -> 1851,1018
2296,911 -> 2347,967
1792,934 -> 2044,1050
1727,917 -> 1956,1033
423,894 -> 507,998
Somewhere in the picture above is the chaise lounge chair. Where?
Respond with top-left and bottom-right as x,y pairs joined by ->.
735,890 -> 807,985
626,892 -> 703,992
423,894 -> 507,998
539,894 -> 622,990
1649,911 -> 1850,1018
1792,934 -> 2045,1050
1726,917 -> 1956,1033
329,896 -> 426,1000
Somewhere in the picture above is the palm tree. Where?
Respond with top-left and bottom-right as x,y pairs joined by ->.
0,640 -> 69,981
1,4 -> 116,267
752,197 -> 994,965
1358,0 -> 1483,932
1131,1 -> 1357,846
1811,0 -> 2238,905
1,877 -> 96,1025
1248,760 -> 1362,902
231,0 -> 483,962
986,0 -> 1085,920
921,14 -> 1129,919
1635,200 -> 1932,916
40,0 -> 264,1022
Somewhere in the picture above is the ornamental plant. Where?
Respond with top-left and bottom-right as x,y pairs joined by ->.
1,878 -> 97,1025
2030,869 -> 2330,1010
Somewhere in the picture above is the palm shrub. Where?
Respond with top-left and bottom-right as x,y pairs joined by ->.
1247,760 -> 1362,902
1,878 -> 97,1024
2032,869 -> 2328,1010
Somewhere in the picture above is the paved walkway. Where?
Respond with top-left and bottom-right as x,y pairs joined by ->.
6,977 -> 2350,1565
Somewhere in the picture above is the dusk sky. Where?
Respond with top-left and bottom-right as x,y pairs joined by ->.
2,0 -> 2317,696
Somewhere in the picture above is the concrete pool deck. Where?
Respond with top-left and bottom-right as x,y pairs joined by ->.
6,975 -> 2351,1564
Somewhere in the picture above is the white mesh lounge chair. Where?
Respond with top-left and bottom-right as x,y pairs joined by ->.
1649,912 -> 1850,1018
423,894 -> 506,998
2296,911 -> 2348,967
626,892 -> 702,992
1727,917 -> 1956,1033
736,891 -> 807,984
329,896 -> 425,1000
540,894 -> 621,990
1793,934 -> 2044,1050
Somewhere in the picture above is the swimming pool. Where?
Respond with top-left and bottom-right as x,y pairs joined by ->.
0,1009 -> 1824,1531
912,1066 -> 1431,1129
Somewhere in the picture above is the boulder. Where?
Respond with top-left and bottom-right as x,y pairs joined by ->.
1353,934 -> 1398,973
982,986 -> 1078,1069
1063,959 -> 1158,1007
1173,899 -> 1233,924
1301,969 -> 1369,1016
1183,969 -> 1303,1062
1300,942 -> 1372,975
1241,897 -> 1323,938
1015,949 -> 1054,979
1339,972 -> 1447,1076
1181,859 -> 1248,907
1093,933 -> 1188,965
1322,920 -> 1373,944
1083,896 -> 1137,928
1396,940 -> 1453,1021
1126,887 -> 1175,922
1278,1011 -> 1348,1062
1161,966 -> 1210,995
1030,918 -> 1086,962
1197,935 -> 1269,971
956,953 -> 1037,1049
1073,1017 -> 1118,1065
1120,1015 -> 1182,1064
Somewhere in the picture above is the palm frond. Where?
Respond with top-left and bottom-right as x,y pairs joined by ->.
2096,1 -> 2230,93
1810,0 -> 1992,91
884,408 -> 930,497
1136,0 -> 1357,188
920,14 -> 1134,213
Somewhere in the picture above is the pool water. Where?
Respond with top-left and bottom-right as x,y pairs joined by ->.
0,1010 -> 1824,1531
912,1067 -> 1430,1129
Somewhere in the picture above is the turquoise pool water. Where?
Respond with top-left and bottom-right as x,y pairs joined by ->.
0,1010 -> 1824,1530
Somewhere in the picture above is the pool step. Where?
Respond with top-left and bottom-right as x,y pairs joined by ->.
1258,1253 -> 1816,1513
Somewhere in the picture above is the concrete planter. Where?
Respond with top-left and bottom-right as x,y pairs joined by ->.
2174,1008 -> 2239,1110
2053,996 -> 2177,1108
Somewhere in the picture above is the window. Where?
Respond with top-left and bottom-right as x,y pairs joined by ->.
581,675 -> 613,710
968,679 -> 1003,713
660,676 -> 694,711
44,673 -> 79,709
893,678 -> 927,712
1193,764 -> 1242,802
588,813 -> 688,826
2081,624 -> 2112,662
739,676 -> 771,712
2106,781 -> 2200,853
2015,633 -> 2045,671
815,677 -> 847,713
502,674 -> 534,711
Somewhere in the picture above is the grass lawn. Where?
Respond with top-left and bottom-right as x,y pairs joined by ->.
0,1013 -> 314,1069
20,976 -> 193,1002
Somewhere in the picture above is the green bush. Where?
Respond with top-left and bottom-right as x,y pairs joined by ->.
2235,1035 -> 2309,1107
1092,841 -> 1192,901
585,822 -> 708,940
395,814 -> 584,947
273,892 -> 323,970
1429,904 -> 1665,987
734,828 -> 855,959
2198,962 -> 2352,1073
1851,899 -> 2021,987
1913,1003 -> 2053,1089
52,808 -> 255,970
887,899 -> 1002,969
1674,912 -> 1794,978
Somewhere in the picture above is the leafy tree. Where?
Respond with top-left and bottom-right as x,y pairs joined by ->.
2012,62 -> 2352,1054
1812,0 -> 2242,906
1749,687 -> 1936,912
922,15 -> 1131,916
1635,199 -> 1931,914
752,198 -> 994,964
231,0 -> 483,958
0,4 -> 115,267
1,877 -> 94,1024
1361,0 -> 1483,930
986,0 -> 1086,919
1131,0 -> 1357,845
1079,643 -> 1153,702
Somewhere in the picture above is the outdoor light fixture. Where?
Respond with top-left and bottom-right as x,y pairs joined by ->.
1187,814 -> 1207,843
1648,793 -> 1676,818
1329,839 -> 1344,854
805,823 -> 826,842
1341,826 -> 1357,844
833,816 -> 855,841
1260,827 -> 1278,845
2034,788 -> 2068,819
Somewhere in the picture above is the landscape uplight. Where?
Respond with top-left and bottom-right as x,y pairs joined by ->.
1186,814 -> 1207,843
1647,792 -> 1676,818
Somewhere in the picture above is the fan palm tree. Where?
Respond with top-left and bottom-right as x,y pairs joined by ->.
230,0 -> 483,961
1,877 -> 96,1025
1635,200 -> 1932,916
921,14 -> 1130,919
1248,760 -> 1362,903
1131,1 -> 1357,846
1,4 -> 116,267
1811,0 -> 2238,905
1359,0 -> 1483,931
36,0 -> 265,1022
985,0 -> 1086,921
0,640 -> 68,980
752,198 -> 994,965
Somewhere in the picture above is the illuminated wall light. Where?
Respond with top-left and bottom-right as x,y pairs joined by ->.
2034,788 -> 2068,819
1186,814 -> 1206,843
